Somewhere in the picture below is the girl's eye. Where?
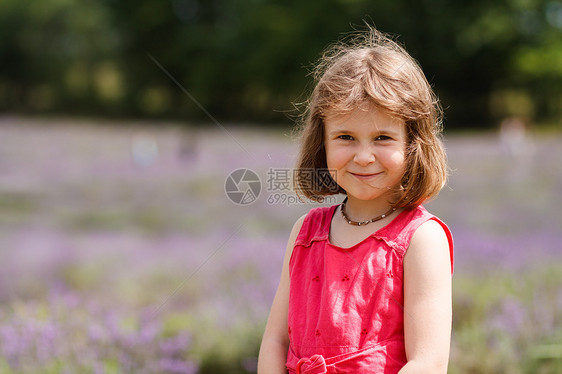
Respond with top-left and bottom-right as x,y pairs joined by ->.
336,134 -> 393,141
376,135 -> 392,141
337,135 -> 353,140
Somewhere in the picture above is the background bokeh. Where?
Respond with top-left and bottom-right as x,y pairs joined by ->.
1,0 -> 561,127
0,1 -> 561,373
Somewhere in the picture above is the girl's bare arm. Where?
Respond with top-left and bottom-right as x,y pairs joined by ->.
257,215 -> 306,374
399,220 -> 453,374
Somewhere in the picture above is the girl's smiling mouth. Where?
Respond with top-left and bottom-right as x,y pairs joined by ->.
350,172 -> 382,180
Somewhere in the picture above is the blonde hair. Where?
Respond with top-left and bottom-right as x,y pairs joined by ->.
293,27 -> 448,209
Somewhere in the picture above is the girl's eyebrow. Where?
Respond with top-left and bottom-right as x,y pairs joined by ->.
327,126 -> 401,137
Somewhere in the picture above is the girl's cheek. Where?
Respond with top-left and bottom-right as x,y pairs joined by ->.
389,150 -> 406,164
334,145 -> 354,158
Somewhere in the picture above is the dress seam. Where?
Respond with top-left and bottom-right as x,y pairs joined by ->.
291,337 -> 405,350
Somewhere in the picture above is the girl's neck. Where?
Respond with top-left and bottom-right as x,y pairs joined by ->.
343,195 -> 396,222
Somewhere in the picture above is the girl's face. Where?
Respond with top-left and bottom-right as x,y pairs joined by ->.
324,103 -> 407,203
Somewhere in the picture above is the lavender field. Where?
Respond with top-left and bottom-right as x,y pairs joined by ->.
0,117 -> 561,373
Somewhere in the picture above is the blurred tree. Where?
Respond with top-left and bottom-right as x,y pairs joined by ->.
0,0 -> 122,115
0,0 -> 559,127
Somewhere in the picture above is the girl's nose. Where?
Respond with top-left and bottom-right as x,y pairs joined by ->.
353,145 -> 375,165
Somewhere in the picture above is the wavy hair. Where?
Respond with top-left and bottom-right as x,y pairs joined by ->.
292,26 -> 447,209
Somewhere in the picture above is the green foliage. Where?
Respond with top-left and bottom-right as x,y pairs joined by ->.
0,0 -> 560,127
449,264 -> 562,373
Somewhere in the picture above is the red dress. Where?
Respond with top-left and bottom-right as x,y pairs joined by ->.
286,203 -> 454,373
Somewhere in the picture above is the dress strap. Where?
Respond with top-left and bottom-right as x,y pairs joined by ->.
293,205 -> 338,248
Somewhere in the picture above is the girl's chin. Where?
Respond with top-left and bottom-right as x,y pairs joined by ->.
344,191 -> 390,201
342,185 -> 399,201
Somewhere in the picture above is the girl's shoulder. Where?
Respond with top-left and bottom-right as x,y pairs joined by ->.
400,206 -> 454,275
379,206 -> 452,254
386,205 -> 448,242
293,204 -> 337,248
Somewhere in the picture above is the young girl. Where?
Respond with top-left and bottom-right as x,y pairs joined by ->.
258,27 -> 454,374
